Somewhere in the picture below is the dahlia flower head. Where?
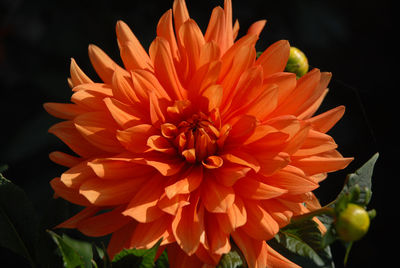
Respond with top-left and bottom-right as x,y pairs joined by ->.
44,0 -> 353,267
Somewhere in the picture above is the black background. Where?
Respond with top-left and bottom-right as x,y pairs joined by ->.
0,0 -> 394,267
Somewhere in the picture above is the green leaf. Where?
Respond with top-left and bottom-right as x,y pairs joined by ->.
62,234 -> 95,268
339,153 -> 379,206
112,239 -> 162,268
217,250 -> 244,268
48,230 -> 86,268
0,174 -> 39,267
154,249 -> 169,268
271,219 -> 334,268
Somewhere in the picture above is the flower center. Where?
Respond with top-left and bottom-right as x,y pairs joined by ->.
160,101 -> 230,167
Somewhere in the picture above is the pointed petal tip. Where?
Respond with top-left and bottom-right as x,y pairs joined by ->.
115,20 -> 129,31
87,44 -> 96,55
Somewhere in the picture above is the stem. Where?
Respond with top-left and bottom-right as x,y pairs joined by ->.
343,242 -> 353,266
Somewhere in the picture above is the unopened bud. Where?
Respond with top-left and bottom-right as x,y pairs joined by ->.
285,47 -> 309,78
335,203 -> 370,242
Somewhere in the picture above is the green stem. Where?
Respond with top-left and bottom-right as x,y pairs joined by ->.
343,242 -> 353,266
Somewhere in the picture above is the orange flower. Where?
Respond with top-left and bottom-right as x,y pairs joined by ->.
44,0 -> 353,267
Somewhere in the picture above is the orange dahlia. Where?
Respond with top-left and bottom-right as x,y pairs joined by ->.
44,0 -> 353,267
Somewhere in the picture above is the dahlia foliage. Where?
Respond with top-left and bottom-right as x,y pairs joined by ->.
43,0 -> 355,266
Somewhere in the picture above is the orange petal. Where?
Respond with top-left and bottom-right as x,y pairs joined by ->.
243,124 -> 288,147
291,150 -> 353,175
43,103 -> 88,120
202,155 -> 223,169
122,174 -> 165,223
116,124 -> 158,153
77,205 -> 132,237
74,111 -> 123,153
261,199 -> 293,228
198,41 -> 221,67
72,82 -> 114,94
204,7 -> 226,50
50,177 -> 92,206
149,37 -> 186,100
232,19 -> 239,40
87,158 -> 154,180
219,34 -> 257,78
271,69 -> 321,117
215,195 -> 247,234
222,151 -> 260,173
48,121 -> 104,158
79,176 -> 146,206
111,68 -> 141,104
194,243 -> 221,266
265,115 -> 301,138
147,135 -> 176,155
306,105 -> 345,133
256,40 -> 290,78
88,44 -> 128,84
201,176 -> 235,213
157,193 -> 190,215
130,217 -> 174,249
55,206 -> 100,229
282,124 -> 311,155
104,97 -> 147,129
224,115 -> 258,147
165,166 -> 203,199
234,175 -> 287,200
231,229 -> 268,268
242,84 -> 278,121
172,0 -> 190,33
157,9 -> 179,61
297,72 -> 332,119
172,193 -> 204,255
178,19 -> 205,76
129,152 -> 186,176
222,66 -> 263,117
247,20 -> 266,37
298,89 -> 329,120
255,151 -> 290,176
241,200 -> 279,240
261,165 -> 319,195
294,129 -> 338,156
187,60 -> 221,99
213,163 -> 251,187
71,87 -> 111,111
182,148 -> 196,163
107,222 -> 137,260
263,72 -> 297,106
49,151 -> 81,168
69,58 -> 93,87
198,84 -> 223,113
60,160 -> 95,188
132,68 -> 171,101
222,0 -> 234,53
149,92 -> 168,128
204,212 -> 231,255
220,44 -> 256,108
116,20 -> 153,71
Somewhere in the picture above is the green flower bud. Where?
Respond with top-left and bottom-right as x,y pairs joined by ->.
335,203 -> 370,242
285,47 -> 309,78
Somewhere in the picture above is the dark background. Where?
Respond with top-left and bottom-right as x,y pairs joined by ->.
0,0 -> 394,267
